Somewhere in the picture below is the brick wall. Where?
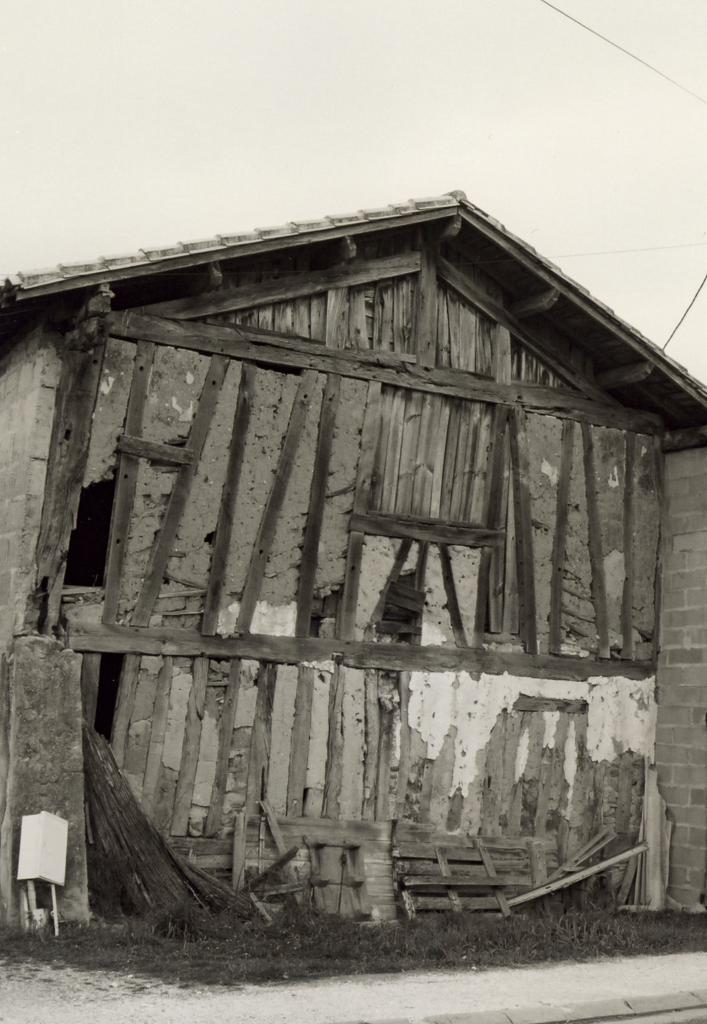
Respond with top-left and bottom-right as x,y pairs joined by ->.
0,326 -> 60,652
657,447 -> 707,909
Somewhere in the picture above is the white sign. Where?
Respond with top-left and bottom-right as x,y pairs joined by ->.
17,812 -> 68,886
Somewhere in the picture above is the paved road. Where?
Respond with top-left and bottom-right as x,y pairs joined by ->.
0,952 -> 705,1024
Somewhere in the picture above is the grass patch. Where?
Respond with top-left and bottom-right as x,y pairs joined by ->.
1,907 -> 705,988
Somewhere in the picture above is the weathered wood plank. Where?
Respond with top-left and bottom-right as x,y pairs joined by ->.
70,622 -> 656,680
141,655 -> 172,817
549,419 -> 575,654
438,545 -> 468,647
110,653 -> 141,768
116,434 -> 194,466
237,370 -> 319,632
286,665 -> 315,816
414,246 -> 437,368
349,510 -> 504,549
510,288 -> 560,318
202,366 -> 254,634
108,311 -> 663,434
143,254 -> 421,319
322,664 -> 345,818
662,425 -> 707,452
103,340 -> 156,623
80,653 -> 101,728
596,362 -> 653,389
509,408 -> 537,654
35,330 -> 107,630
204,658 -> 241,835
581,422 -> 610,659
132,355 -> 229,626
171,657 -> 209,836
296,375 -> 341,636
622,432 -> 636,660
246,664 -> 277,815
437,257 -> 613,404
473,407 -> 510,644
338,381 -> 382,640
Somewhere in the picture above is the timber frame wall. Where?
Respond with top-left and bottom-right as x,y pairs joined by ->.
21,216 -> 665,875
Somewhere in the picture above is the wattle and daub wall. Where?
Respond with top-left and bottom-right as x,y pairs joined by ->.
2,217 -> 685,919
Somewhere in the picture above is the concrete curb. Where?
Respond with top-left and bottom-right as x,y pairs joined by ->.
351,990 -> 707,1024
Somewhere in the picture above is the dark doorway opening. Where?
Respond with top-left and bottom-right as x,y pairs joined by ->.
65,477 -> 116,587
94,653 -> 124,740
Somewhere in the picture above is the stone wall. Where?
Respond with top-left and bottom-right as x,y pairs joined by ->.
657,447 -> 707,910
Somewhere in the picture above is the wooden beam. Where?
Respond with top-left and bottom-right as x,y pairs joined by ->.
510,288 -> 560,318
549,419 -> 575,655
171,657 -> 209,835
349,510 -> 504,549
202,365 -> 255,635
34,312 -> 108,631
414,245 -> 437,368
103,340 -> 156,623
513,694 -> 587,713
205,658 -> 241,835
436,257 -> 613,405
237,371 -> 318,632
338,381 -> 382,641
69,622 -> 656,681
295,375 -> 341,636
507,843 -> 647,908
142,254 -> 420,320
596,362 -> 653,389
473,406 -> 510,645
662,425 -> 707,452
141,654 -> 172,817
581,421 -> 610,659
286,664 -> 315,816
509,408 -> 537,655
108,311 -> 663,435
622,433 -> 636,660
438,545 -> 468,647
116,434 -> 194,466
132,355 -> 229,626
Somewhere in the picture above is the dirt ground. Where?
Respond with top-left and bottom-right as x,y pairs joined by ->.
1,951 -> 706,1024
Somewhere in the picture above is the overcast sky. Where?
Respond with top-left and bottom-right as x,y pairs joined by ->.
2,1 -> 705,380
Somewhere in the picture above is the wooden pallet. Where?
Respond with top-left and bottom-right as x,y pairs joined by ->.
392,823 -> 544,917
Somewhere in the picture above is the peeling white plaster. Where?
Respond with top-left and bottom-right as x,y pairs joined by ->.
514,727 -> 530,782
217,599 -> 296,637
608,465 -> 620,488
170,395 -> 194,422
421,620 -> 450,647
586,676 -> 656,762
564,718 -> 577,805
99,374 -> 115,395
408,670 -> 656,799
186,371 -> 195,385
541,459 -> 559,486
543,710 -> 560,749
641,445 -> 648,457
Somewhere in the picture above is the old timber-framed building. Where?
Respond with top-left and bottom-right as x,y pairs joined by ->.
0,191 -> 705,920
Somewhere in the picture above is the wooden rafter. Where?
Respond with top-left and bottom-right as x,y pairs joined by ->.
141,254 -> 420,320
510,288 -> 559,318
596,361 -> 653,389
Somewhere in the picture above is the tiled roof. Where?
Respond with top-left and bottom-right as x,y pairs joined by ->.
4,195 -> 459,293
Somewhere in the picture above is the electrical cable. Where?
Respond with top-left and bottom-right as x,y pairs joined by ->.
663,272 -> 707,350
537,0 -> 707,106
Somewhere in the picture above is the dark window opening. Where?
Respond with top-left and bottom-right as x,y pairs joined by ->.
94,653 -> 124,739
64,477 -> 116,587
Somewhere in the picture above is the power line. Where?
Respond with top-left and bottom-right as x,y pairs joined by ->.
554,241 -> 707,259
663,272 -> 707,350
537,0 -> 707,107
